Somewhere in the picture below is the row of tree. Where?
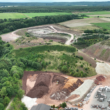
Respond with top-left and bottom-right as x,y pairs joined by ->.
1,6 -> 110,12
84,29 -> 110,34
0,14 -> 82,35
74,34 -> 110,48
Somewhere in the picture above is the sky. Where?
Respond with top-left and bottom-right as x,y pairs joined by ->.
1,0 -> 110,2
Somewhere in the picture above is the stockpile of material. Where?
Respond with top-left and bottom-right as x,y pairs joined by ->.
23,71 -> 84,102
95,75 -> 105,85
27,73 -> 51,98
50,78 -> 83,100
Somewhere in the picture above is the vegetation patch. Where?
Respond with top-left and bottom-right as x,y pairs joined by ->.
10,45 -> 96,77
80,11 -> 110,16
93,22 -> 110,31
24,12 -> 72,18
74,30 -> 110,48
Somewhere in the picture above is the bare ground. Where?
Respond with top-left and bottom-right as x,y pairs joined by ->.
83,42 -> 110,63
22,71 -> 83,109
59,18 -> 108,28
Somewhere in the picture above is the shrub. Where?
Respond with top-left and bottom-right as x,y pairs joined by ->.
61,65 -> 68,73
0,103 -> 4,110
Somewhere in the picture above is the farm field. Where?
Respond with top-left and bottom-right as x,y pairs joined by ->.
59,18 -> 108,28
93,22 -> 110,30
0,12 -> 72,19
79,11 -> 110,15
24,12 -> 72,18
0,13 -> 26,19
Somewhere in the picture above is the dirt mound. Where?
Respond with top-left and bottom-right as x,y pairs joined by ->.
52,75 -> 67,84
27,73 -> 51,98
96,75 -> 105,81
23,71 -> 83,101
51,78 -> 83,100
95,75 -> 105,85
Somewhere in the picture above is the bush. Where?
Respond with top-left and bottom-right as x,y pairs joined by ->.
60,102 -> 67,108
0,103 -> 4,110
10,66 -> 24,78
3,96 -> 10,106
61,65 -> 68,73
25,32 -> 30,37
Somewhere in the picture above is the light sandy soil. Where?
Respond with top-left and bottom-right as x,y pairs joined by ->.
1,31 -> 20,42
95,62 -> 110,75
90,14 -> 110,17
59,18 -> 108,28
50,26 -> 74,45
100,18 -> 110,21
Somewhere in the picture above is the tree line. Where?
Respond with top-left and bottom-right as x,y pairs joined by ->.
74,33 -> 110,48
1,2 -> 110,6
1,6 -> 110,13
0,14 -> 82,35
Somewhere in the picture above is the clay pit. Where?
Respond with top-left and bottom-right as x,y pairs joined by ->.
22,71 -> 83,107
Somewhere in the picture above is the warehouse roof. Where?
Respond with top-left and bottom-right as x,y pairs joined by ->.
31,104 -> 51,110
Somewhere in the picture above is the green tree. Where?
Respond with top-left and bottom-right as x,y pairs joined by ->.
0,87 -> 7,97
3,96 -> 10,106
61,102 -> 67,108
61,65 -> 68,73
0,103 -> 4,110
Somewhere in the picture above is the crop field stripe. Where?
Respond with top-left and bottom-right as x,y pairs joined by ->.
24,12 -> 72,18
0,12 -> 72,19
0,13 -> 26,19
80,11 -> 110,15
93,22 -> 110,30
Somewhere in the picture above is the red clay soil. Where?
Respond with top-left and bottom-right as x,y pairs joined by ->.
95,75 -> 105,85
96,75 -> 105,81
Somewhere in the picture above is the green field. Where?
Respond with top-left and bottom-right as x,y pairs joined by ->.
24,12 -> 72,18
0,12 -> 72,19
80,11 -> 110,15
0,13 -> 26,19
93,22 -> 110,30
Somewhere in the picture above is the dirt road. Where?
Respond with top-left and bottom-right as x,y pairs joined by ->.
6,98 -> 13,110
50,26 -> 74,45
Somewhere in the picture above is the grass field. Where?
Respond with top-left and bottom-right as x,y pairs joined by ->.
0,12 -> 72,19
24,12 -> 72,18
80,11 -> 110,15
93,22 -> 110,30
0,13 -> 26,19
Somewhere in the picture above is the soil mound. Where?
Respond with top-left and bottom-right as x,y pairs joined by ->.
51,79 -> 83,100
23,71 -> 83,101
52,75 -> 67,84
96,75 -> 105,81
95,75 -> 105,85
27,73 -> 51,98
